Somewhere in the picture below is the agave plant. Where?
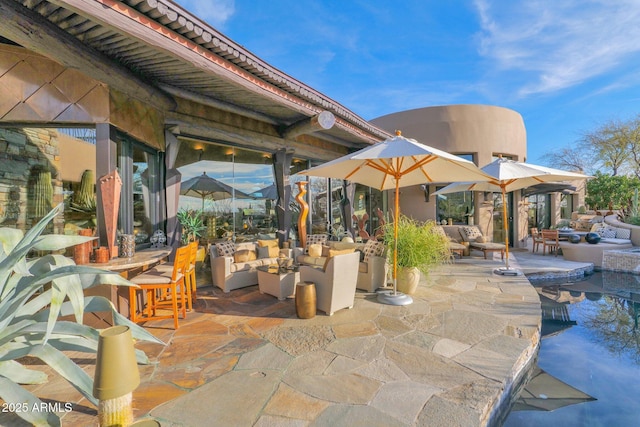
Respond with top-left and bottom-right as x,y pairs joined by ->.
0,204 -> 164,426
177,208 -> 206,244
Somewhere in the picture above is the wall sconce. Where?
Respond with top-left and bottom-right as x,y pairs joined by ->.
420,184 -> 430,202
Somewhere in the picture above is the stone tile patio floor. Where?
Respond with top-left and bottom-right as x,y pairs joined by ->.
2,251 -> 592,426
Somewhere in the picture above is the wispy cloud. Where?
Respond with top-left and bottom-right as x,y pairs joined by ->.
179,0 -> 236,29
474,0 -> 640,97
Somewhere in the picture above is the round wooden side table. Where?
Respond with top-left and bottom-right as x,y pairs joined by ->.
295,281 -> 316,319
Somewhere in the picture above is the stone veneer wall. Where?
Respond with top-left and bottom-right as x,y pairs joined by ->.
0,128 -> 64,234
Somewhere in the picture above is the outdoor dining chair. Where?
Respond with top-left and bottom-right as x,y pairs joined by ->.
129,245 -> 190,329
541,229 -> 560,256
186,240 -> 198,310
531,227 -> 544,253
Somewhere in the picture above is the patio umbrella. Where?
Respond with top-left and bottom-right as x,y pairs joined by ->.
300,131 -> 494,305
250,183 -> 282,200
435,157 -> 590,275
512,366 -> 596,412
180,172 -> 254,211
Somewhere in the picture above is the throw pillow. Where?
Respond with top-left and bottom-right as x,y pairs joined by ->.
432,226 -> 447,238
234,249 -> 256,263
461,226 -> 483,242
257,246 -> 270,259
308,243 -> 323,257
602,228 -> 617,239
362,239 -> 386,263
257,239 -> 280,258
321,245 -> 331,257
616,227 -> 631,239
216,241 -> 236,257
475,235 -> 486,243
590,223 -> 606,234
305,234 -> 328,253
323,248 -> 356,270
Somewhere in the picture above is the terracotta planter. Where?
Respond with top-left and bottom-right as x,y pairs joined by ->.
396,266 -> 421,295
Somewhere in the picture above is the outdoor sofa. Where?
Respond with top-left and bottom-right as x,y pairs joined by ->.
209,239 -> 290,292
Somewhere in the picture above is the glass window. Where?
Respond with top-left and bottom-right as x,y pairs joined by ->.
0,126 -> 97,237
528,194 -> 550,230
117,135 -> 162,248
435,187 -> 474,224
560,194 -> 574,219
175,141 -> 307,243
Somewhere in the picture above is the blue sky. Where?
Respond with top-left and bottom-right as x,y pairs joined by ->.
175,0 -> 640,165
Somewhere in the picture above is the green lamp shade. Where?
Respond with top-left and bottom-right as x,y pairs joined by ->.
93,325 -> 140,400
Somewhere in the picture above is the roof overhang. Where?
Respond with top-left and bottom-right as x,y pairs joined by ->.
0,0 -> 391,151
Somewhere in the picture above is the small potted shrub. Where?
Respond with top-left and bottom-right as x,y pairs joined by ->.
177,208 -> 206,245
383,215 -> 450,294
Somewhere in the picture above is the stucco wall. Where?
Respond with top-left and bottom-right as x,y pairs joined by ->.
371,105 -> 528,246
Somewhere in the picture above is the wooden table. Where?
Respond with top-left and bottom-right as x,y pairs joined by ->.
84,247 -> 173,327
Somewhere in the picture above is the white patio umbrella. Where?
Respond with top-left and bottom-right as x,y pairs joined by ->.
300,131 -> 494,305
435,156 -> 591,275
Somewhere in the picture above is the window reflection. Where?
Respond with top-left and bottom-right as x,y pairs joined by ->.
176,142 -> 298,243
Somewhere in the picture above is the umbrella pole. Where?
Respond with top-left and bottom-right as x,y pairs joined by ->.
393,179 -> 399,295
377,177 -> 412,305
494,187 -> 520,276
503,188 -> 510,270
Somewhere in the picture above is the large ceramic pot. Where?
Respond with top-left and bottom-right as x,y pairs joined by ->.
396,266 -> 421,295
585,232 -> 601,244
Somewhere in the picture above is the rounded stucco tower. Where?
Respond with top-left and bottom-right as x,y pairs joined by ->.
371,104 -> 527,166
370,105 -> 529,248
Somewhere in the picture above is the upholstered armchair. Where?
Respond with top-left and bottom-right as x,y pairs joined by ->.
298,252 -> 360,316
356,240 -> 388,292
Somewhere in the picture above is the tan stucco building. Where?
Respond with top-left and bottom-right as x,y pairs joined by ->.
372,104 -> 531,248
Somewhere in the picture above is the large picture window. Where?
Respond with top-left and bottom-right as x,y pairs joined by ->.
117,134 -> 163,248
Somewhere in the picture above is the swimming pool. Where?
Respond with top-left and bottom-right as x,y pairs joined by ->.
503,271 -> 640,426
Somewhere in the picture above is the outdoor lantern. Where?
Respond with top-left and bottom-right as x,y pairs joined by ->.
94,325 -> 140,426
150,230 -> 166,248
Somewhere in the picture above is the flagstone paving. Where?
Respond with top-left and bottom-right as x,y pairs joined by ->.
1,252 -> 592,426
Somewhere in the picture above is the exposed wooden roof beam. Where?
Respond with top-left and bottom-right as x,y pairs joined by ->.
280,111 -> 336,139
158,83 -> 280,125
165,112 -> 346,161
0,0 -> 176,111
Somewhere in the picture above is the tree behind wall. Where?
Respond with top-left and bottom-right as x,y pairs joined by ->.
585,172 -> 640,214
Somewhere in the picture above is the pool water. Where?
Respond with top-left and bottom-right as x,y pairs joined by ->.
503,271 -> 640,426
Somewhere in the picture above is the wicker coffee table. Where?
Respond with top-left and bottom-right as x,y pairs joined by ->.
257,264 -> 299,300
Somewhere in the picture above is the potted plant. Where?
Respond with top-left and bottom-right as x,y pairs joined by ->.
177,208 -> 206,245
383,215 -> 450,294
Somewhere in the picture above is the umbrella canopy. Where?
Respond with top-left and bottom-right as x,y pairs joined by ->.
512,366 -> 596,412
435,157 -> 590,273
300,131 -> 494,303
180,172 -> 254,210
250,183 -> 283,200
